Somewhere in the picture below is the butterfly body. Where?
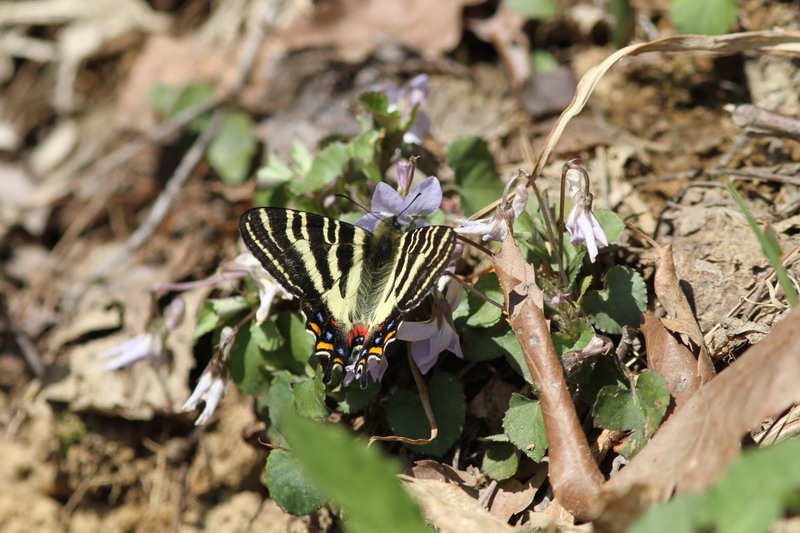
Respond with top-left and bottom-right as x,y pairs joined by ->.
239,207 -> 455,388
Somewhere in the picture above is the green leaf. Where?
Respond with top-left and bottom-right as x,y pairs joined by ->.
670,0 -> 738,35
339,379 -> 381,414
627,494 -> 701,533
281,414 -> 430,533
359,91 -> 391,115
593,209 -> 625,244
551,317 -> 594,356
208,110 -> 257,184
265,449 -> 328,515
583,266 -> 646,334
629,438 -> 800,533
482,442 -> 520,481
267,372 -> 295,429
459,319 -> 531,382
193,297 -> 250,338
609,0 -> 634,47
446,136 -> 504,217
385,372 -> 466,457
293,374 -> 329,419
592,370 -> 669,458
503,393 -> 548,461
149,84 -> 183,117
260,313 -> 313,375
726,179 -> 797,307
700,437 -> 800,532
347,129 -> 383,182
229,320 -> 273,396
257,155 -> 294,185
466,273 -> 504,328
293,142 -> 348,194
504,0 -> 557,20
149,82 -> 214,129
289,140 -> 314,175
530,49 -> 558,72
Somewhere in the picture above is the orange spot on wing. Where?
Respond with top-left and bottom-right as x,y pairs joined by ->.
317,342 -> 334,351
369,347 -> 383,355
309,323 -> 321,336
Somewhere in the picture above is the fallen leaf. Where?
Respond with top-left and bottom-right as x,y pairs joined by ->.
487,478 -> 540,522
281,0 -> 482,63
642,312 -> 703,406
653,244 -> 715,382
603,306 -> 800,501
400,476 -> 516,533
408,460 -> 480,490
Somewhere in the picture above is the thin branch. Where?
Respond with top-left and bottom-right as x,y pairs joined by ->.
445,271 -> 505,312
63,111 -> 225,310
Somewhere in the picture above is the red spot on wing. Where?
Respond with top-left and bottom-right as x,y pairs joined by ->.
348,324 -> 369,346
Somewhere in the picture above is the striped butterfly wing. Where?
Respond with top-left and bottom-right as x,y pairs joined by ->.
350,224 -> 456,387
239,207 -> 369,379
239,207 -> 368,302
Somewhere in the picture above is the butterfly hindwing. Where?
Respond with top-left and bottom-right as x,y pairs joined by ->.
350,224 -> 456,387
301,301 -> 350,384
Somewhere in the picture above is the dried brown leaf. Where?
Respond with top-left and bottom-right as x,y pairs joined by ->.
400,477 -> 516,533
603,306 -> 800,500
281,0 -> 481,63
408,460 -> 479,488
487,478 -> 540,522
654,244 -> 715,382
642,313 -> 702,406
493,238 -> 603,520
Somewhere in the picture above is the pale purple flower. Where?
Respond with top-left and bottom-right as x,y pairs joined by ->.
548,290 -> 572,306
564,166 -> 608,262
181,327 -> 234,425
561,335 -> 612,373
98,296 -> 185,370
98,331 -> 165,371
343,355 -> 389,387
397,276 -> 464,374
164,296 -> 186,331
355,175 -> 443,232
182,370 -> 227,425
235,252 -> 291,324
396,157 -> 416,196
372,74 -> 431,144
457,170 -> 529,241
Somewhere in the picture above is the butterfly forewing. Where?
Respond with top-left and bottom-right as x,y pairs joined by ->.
239,208 -> 368,302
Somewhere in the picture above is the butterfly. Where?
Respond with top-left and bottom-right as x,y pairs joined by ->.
239,207 -> 456,388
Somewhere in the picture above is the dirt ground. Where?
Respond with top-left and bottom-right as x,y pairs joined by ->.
2,0 -> 800,531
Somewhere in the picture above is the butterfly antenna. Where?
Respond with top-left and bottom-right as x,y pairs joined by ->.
335,193 -> 382,222
396,192 -> 422,220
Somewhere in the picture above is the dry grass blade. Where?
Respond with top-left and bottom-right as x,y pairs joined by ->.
532,29 -> 800,181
